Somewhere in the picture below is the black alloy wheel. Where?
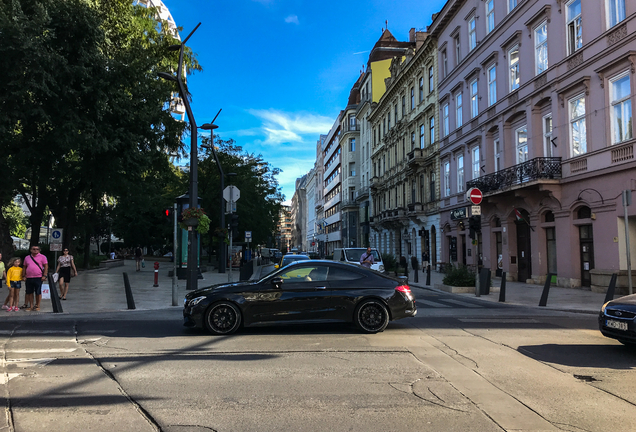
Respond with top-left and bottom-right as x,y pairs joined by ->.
205,301 -> 241,335
354,299 -> 389,333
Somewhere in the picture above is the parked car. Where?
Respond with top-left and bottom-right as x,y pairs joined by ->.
333,248 -> 385,273
183,260 -> 416,335
275,254 -> 310,269
599,294 -> 636,346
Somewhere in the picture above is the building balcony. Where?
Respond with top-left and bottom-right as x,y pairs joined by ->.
355,186 -> 370,201
342,123 -> 360,133
407,146 -> 437,165
466,157 -> 562,194
340,199 -> 358,209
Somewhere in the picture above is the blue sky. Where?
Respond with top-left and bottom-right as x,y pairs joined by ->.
161,0 -> 446,202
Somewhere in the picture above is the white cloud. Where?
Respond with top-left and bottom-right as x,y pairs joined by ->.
248,109 -> 333,145
284,15 -> 299,25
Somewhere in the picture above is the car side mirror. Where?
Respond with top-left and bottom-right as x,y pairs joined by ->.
271,277 -> 283,288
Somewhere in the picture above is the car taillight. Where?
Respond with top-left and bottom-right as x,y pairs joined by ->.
396,285 -> 413,300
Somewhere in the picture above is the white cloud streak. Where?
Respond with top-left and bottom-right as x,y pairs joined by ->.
284,15 -> 299,24
248,109 -> 333,145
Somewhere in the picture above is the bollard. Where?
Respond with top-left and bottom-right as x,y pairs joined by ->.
479,268 -> 491,295
153,262 -> 159,287
426,265 -> 431,286
498,272 -> 507,302
538,273 -> 553,307
47,274 -> 63,313
603,273 -> 618,304
123,272 -> 136,310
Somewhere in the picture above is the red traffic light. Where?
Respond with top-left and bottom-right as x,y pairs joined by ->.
165,209 -> 171,217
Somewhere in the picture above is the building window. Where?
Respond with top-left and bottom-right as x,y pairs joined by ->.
401,96 -> 406,118
442,50 -> 448,78
472,146 -> 480,179
535,22 -> 548,75
411,132 -> 416,150
457,155 -> 464,193
608,0 -> 626,28
428,66 -> 434,93
394,104 -> 398,124
516,126 -> 528,163
429,117 -> 435,145
610,72 -> 632,144
349,114 -> 356,130
455,36 -> 461,65
508,0 -> 517,13
569,94 -> 587,155
468,17 -> 476,51
543,114 -> 553,157
494,138 -> 501,171
350,138 -> 355,152
509,45 -> 519,91
486,0 -> 495,34
444,161 -> 450,197
420,124 -> 425,148
443,103 -> 449,136
349,163 -> 356,177
388,112 -> 391,130
488,65 -> 497,106
430,172 -> 436,202
470,80 -> 478,118
567,0 -> 583,55
419,77 -> 424,102
411,87 -> 415,110
456,93 -> 463,128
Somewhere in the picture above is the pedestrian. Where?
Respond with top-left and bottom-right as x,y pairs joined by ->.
400,255 -> 408,276
109,250 -> 115,260
55,247 -> 77,300
22,244 -> 48,311
5,258 -> 22,312
422,251 -> 430,269
360,247 -> 374,268
134,245 -> 143,271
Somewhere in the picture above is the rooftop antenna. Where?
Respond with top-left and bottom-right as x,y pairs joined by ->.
385,20 -> 388,30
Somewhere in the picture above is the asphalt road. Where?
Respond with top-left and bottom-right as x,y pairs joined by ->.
2,292 -> 635,432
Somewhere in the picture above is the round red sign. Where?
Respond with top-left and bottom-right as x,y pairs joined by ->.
469,188 -> 483,205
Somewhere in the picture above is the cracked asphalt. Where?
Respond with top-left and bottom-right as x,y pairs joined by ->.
1,296 -> 635,432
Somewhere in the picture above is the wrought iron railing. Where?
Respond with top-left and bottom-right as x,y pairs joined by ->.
466,157 -> 561,194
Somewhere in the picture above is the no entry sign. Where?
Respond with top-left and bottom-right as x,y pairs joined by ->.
468,188 -> 483,205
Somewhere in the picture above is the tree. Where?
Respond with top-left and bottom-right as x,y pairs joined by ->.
2,201 -> 28,238
0,0 -> 200,265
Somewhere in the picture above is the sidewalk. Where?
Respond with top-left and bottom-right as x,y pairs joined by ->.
408,266 -> 610,314
0,260 -> 614,316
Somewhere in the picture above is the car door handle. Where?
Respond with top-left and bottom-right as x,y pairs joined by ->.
315,286 -> 326,290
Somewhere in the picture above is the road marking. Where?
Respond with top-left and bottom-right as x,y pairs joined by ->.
1,374 -> 21,384
440,299 -> 483,308
2,358 -> 57,367
7,349 -> 76,353
417,300 -> 451,308
458,319 -> 539,323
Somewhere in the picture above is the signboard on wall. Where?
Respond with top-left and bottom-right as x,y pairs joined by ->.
450,207 -> 468,221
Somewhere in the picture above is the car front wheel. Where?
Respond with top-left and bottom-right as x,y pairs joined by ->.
354,299 -> 389,333
205,302 -> 241,335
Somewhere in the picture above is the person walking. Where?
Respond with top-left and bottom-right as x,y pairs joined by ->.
22,245 -> 48,312
55,248 -> 77,300
134,245 -> 143,271
5,258 -> 23,312
360,247 -> 374,268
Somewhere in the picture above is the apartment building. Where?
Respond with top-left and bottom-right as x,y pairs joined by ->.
291,174 -> 308,252
369,29 -> 441,265
313,134 -> 328,256
305,167 -> 317,253
276,205 -> 292,253
320,116 -> 343,256
430,0 -> 636,289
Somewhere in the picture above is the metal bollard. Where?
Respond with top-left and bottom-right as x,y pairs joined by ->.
426,265 -> 431,286
47,274 -> 63,313
603,273 -> 618,304
538,273 -> 553,307
498,272 -> 507,302
123,272 -> 136,310
153,262 -> 159,287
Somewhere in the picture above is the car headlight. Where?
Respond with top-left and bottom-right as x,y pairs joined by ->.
601,301 -> 610,313
188,296 -> 207,307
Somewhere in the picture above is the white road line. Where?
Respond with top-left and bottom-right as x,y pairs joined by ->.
417,300 -> 451,308
441,299 -> 484,308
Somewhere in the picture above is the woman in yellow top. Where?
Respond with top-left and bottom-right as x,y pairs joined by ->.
5,258 -> 23,312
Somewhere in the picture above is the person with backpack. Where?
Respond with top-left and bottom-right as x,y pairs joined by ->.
22,245 -> 48,312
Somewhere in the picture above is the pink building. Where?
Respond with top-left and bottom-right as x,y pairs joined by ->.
429,0 -> 636,290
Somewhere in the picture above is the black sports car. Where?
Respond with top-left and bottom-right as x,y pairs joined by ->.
599,293 -> 636,346
183,260 -> 416,334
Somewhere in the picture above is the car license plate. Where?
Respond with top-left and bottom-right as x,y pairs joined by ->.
606,319 -> 628,331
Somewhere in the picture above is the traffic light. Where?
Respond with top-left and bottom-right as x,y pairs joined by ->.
164,208 -> 173,224
230,213 -> 239,237
468,216 -> 481,239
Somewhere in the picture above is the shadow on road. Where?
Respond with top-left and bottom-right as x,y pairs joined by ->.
517,343 -> 636,370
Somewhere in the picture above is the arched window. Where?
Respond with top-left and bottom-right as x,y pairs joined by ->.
544,211 -> 555,222
494,217 -> 501,227
577,206 -> 591,219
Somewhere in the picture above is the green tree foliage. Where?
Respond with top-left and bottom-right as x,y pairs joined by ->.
0,0 -> 199,264
198,136 -> 284,255
2,201 -> 28,238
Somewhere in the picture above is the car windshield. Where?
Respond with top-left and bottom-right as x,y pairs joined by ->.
345,249 -> 380,262
281,255 -> 309,266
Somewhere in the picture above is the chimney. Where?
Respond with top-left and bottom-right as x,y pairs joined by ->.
409,28 -> 416,43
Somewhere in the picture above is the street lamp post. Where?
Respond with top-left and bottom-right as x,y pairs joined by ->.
158,23 -> 202,292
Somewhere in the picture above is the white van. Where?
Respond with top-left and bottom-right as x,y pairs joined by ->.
333,248 -> 385,273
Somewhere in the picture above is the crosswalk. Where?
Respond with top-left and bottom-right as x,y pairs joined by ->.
416,297 -> 487,309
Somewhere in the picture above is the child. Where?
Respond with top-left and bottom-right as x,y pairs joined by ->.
5,258 -> 23,312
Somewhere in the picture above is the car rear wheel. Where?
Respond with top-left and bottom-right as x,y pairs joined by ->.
354,299 -> 389,333
205,302 -> 241,335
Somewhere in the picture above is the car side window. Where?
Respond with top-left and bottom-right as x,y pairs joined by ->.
279,266 -> 315,282
327,268 -> 364,281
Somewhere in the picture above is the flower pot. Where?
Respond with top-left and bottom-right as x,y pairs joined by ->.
183,217 -> 199,227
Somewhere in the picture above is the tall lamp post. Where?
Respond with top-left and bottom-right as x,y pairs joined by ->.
158,23 -> 202,292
